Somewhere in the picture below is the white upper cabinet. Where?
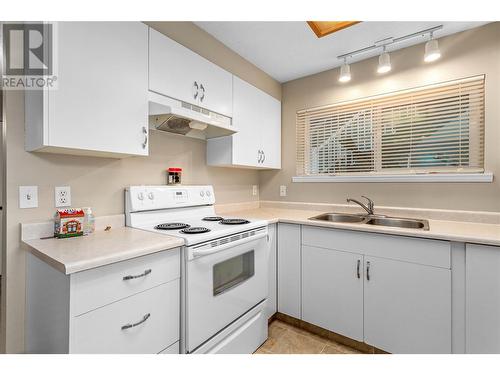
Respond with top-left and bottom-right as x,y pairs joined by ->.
25,22 -> 149,157
206,76 -> 281,169
148,28 -> 233,117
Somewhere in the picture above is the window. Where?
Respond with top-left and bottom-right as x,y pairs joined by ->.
296,76 -> 486,182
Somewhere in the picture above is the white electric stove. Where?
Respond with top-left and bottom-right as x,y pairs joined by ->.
125,185 -> 269,354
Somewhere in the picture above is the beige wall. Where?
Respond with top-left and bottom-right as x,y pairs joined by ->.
260,23 -> 500,212
0,22 -> 281,353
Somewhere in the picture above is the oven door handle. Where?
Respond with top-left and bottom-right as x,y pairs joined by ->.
191,232 -> 267,259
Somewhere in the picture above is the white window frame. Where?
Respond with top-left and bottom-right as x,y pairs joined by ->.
294,75 -> 492,183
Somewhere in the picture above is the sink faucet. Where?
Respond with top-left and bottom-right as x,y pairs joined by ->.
347,196 -> 374,215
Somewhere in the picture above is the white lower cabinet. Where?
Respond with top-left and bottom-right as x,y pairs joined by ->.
466,244 -> 500,353
71,280 -> 179,354
265,224 -> 278,320
302,246 -> 364,341
275,225 -> 453,353
26,249 -> 181,354
277,223 -> 301,319
363,256 -> 451,353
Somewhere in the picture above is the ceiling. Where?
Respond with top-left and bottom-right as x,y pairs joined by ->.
195,21 -> 489,83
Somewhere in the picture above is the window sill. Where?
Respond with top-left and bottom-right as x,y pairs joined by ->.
292,172 -> 494,183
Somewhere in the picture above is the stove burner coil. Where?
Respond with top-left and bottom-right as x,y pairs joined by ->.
155,223 -> 190,230
181,227 -> 211,234
219,219 -> 250,225
202,216 -> 224,221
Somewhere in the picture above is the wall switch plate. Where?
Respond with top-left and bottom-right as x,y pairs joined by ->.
280,185 -> 287,197
252,185 -> 258,196
19,186 -> 38,208
55,186 -> 71,207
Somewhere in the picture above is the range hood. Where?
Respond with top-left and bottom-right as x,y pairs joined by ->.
148,91 -> 235,140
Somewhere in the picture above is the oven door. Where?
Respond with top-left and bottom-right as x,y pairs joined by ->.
186,230 -> 269,352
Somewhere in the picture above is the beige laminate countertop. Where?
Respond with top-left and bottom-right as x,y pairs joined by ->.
218,207 -> 500,247
23,227 -> 185,275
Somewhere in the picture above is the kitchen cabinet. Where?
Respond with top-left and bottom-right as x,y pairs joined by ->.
363,256 -> 451,354
25,22 -> 149,157
302,245 -> 364,341
148,28 -> 233,117
300,225 -> 452,353
466,244 -> 500,353
265,224 -> 277,320
206,76 -> 281,169
26,248 -> 181,354
277,223 -> 301,319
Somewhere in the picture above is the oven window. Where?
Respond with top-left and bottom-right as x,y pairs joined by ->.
213,250 -> 255,296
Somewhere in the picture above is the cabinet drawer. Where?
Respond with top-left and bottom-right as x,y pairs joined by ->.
71,249 -> 180,316
71,280 -> 180,354
302,226 -> 450,269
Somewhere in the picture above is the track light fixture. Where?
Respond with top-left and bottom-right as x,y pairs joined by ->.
338,58 -> 351,83
424,31 -> 441,63
336,25 -> 443,83
377,46 -> 391,74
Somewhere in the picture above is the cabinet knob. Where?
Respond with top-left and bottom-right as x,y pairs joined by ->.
142,126 -> 148,149
193,81 -> 199,100
199,83 -> 205,102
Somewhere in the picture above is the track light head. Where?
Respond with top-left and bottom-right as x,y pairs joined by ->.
338,59 -> 351,83
424,33 -> 441,63
377,48 -> 391,74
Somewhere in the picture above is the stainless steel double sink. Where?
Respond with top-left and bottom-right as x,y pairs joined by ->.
309,212 -> 430,230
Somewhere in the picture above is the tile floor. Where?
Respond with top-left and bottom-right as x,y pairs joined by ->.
255,319 -> 363,354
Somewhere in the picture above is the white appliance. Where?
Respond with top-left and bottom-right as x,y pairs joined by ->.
125,185 -> 269,354
148,92 -> 235,140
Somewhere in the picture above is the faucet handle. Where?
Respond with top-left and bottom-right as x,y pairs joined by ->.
361,196 -> 374,212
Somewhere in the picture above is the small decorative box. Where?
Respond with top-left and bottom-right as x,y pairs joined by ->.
54,208 -> 85,238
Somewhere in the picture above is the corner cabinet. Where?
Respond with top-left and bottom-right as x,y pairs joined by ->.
466,244 -> 500,353
149,28 -> 233,117
25,22 -> 149,158
206,76 -> 281,169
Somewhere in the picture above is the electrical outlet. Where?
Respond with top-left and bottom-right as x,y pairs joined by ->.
252,185 -> 258,196
19,186 -> 38,208
280,185 -> 287,197
55,186 -> 71,207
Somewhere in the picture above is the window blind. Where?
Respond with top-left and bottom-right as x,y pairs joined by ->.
296,75 -> 485,177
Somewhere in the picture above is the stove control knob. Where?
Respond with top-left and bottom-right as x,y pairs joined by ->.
200,191 -> 205,197
137,192 -> 144,201
148,192 -> 154,200
206,190 -> 211,197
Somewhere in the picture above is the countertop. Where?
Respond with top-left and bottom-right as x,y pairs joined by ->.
217,207 -> 500,247
23,227 -> 185,274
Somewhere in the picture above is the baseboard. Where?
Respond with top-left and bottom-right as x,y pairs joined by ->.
275,312 -> 389,354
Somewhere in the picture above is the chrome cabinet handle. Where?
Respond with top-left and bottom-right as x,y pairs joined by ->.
121,313 -> 151,330
123,269 -> 151,281
366,261 -> 371,281
142,126 -> 148,149
262,150 -> 266,163
193,81 -> 199,100
357,259 -> 361,279
257,150 -> 261,163
199,83 -> 205,102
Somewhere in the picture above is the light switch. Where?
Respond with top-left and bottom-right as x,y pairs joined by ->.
252,185 -> 258,196
280,185 -> 287,197
19,186 -> 38,208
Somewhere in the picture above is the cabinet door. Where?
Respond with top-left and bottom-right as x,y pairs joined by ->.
149,28 -> 200,106
302,246 -> 363,341
48,22 -> 148,156
277,223 -> 301,319
265,224 -> 278,320
196,61 -> 233,117
466,244 -> 500,353
260,93 -> 281,169
149,28 -> 232,117
231,76 -> 263,167
364,256 -> 451,353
